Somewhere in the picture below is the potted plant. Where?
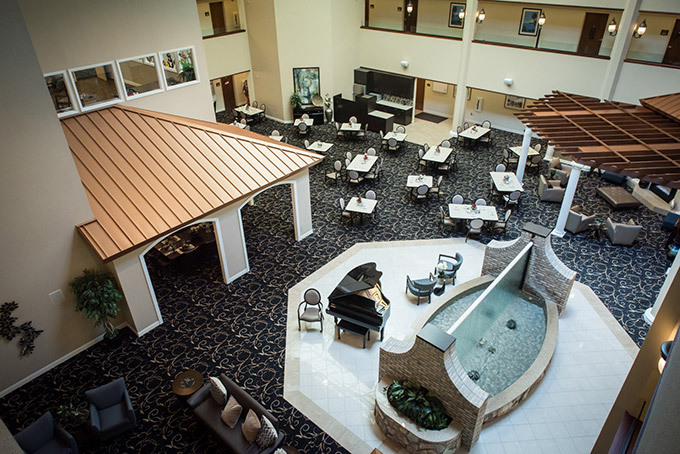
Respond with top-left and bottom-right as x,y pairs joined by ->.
178,62 -> 195,82
386,380 -> 451,430
69,269 -> 122,342
290,92 -> 302,112
56,403 -> 87,429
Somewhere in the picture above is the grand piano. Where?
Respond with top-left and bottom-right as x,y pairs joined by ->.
326,262 -> 391,342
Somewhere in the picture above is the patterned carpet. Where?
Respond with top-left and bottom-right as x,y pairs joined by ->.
0,111 -> 670,453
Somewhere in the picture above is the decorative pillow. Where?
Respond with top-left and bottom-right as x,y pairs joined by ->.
220,395 -> 242,428
255,415 -> 278,449
209,376 -> 227,405
241,409 -> 261,444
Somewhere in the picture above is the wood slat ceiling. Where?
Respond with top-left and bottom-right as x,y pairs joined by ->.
63,106 -> 323,262
515,91 -> 680,189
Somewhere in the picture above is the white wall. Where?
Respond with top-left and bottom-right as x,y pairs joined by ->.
203,32 -> 253,80
368,0 -> 403,30
465,88 -> 528,134
626,12 -> 678,62
423,80 -> 456,117
19,0 -> 214,122
613,61 -> 680,104
417,0 -> 463,38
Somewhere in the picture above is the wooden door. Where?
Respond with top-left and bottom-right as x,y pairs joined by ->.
221,76 -> 236,110
663,19 -> 680,66
403,0 -> 418,33
415,78 -> 425,110
577,13 -> 608,55
210,2 -> 226,35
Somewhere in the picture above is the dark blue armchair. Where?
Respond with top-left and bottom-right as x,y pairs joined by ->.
85,377 -> 137,441
13,411 -> 78,454
406,273 -> 437,305
435,253 -> 463,284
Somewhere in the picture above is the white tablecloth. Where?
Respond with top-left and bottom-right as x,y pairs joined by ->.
490,172 -> 523,192
423,146 -> 453,163
459,126 -> 490,140
448,204 -> 498,221
406,175 -> 433,188
384,132 -> 407,141
235,105 -> 263,116
347,155 -> 378,172
346,197 -> 377,214
340,122 -> 362,132
307,141 -> 333,152
509,146 -> 539,157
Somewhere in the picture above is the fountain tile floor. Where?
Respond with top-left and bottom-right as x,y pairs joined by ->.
284,239 -> 637,454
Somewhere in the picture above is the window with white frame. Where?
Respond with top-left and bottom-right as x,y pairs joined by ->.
116,54 -> 164,100
69,62 -> 123,110
160,47 -> 199,89
44,71 -> 76,116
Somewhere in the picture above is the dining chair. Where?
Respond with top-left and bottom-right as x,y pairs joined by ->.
412,184 -> 430,203
387,137 -> 399,152
466,218 -> 484,242
251,100 -> 259,108
464,122 -> 470,129
440,140 -> 451,148
475,198 -> 487,206
534,143 -> 542,153
347,170 -> 363,187
417,148 -> 427,171
526,155 -> 542,174
271,129 -> 280,137
439,206 -> 456,232
437,154 -> 454,174
339,198 -> 354,224
480,131 -> 492,148
335,122 -> 343,136
349,116 -> 358,124
357,123 -> 368,139
502,149 -> 518,170
258,104 -> 266,120
346,152 -> 353,161
297,122 -> 308,136
366,147 -> 377,156
301,113 -> 310,120
495,164 -> 506,172
491,209 -> 512,235
395,125 -> 406,134
423,143 -> 430,152
239,118 -> 247,125
456,126 -> 464,144
298,288 -> 323,332
503,190 -> 521,208
429,175 -> 443,200
364,161 -> 381,185
452,194 -> 464,204
481,120 -> 491,129
304,139 -> 310,149
365,190 -> 376,200
325,161 -> 343,185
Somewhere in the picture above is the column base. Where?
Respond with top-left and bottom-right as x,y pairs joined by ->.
551,229 -> 565,238
643,307 -> 655,325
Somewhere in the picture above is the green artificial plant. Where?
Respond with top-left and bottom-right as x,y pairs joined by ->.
289,92 -> 302,110
178,61 -> 195,82
386,380 -> 452,430
69,269 -> 122,339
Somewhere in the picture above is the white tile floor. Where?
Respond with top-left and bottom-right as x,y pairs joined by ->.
285,239 -> 638,454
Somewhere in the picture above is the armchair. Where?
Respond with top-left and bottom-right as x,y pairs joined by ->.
565,208 -> 596,234
538,175 -> 565,202
13,411 -> 78,454
548,158 -> 572,186
434,253 -> 463,284
405,274 -> 437,305
85,377 -> 137,441
605,218 -> 642,245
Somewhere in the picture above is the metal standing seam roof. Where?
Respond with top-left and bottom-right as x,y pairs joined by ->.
640,93 -> 680,124
62,105 -> 323,262
515,91 -> 680,188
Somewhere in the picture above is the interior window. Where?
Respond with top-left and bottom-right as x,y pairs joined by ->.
44,72 -> 75,115
161,48 -> 198,88
70,63 -> 121,109
117,55 -> 162,99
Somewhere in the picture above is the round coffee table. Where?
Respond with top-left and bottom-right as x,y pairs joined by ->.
172,370 -> 204,396
280,446 -> 301,454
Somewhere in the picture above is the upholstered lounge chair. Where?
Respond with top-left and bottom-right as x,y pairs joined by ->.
605,218 -> 642,245
565,208 -> 596,234
13,411 -> 78,454
85,377 -> 137,441
538,175 -> 565,202
405,274 -> 437,305
434,253 -> 463,284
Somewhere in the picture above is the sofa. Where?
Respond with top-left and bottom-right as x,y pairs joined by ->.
186,374 -> 283,453
13,411 -> 78,454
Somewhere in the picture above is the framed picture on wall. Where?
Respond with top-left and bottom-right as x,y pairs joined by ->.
505,95 -> 526,110
519,8 -> 541,36
293,67 -> 320,105
449,3 -> 465,28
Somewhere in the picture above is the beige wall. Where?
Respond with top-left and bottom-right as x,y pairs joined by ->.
330,0 -> 364,103
0,0 -> 107,395
626,11 -> 679,62
368,0 -> 403,30
232,71 -> 250,106
465,88 -> 528,133
613,61 -> 680,104
203,32 -> 253,80
423,80 -> 456,117
19,0 -> 214,123
112,249 -> 161,335
417,0 -> 463,38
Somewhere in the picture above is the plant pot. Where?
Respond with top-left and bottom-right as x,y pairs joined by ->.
103,331 -> 123,349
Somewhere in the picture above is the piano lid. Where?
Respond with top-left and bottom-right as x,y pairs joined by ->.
329,262 -> 383,300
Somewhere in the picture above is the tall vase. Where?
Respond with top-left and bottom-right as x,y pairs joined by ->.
325,105 -> 333,124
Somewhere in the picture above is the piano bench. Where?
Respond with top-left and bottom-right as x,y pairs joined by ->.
336,320 -> 369,348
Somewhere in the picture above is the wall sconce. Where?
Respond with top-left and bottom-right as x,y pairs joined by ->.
659,341 -> 673,373
476,9 -> 486,23
535,12 -> 546,48
633,19 -> 647,38
608,18 -> 618,36
459,6 -> 465,20
538,11 -> 546,26
406,1 -> 413,15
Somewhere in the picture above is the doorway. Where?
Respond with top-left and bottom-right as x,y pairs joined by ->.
209,1 -> 226,35
663,19 -> 680,66
221,75 -> 236,111
577,12 -> 608,56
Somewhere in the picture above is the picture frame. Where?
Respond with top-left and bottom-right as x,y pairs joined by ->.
449,3 -> 465,28
293,67 -> 320,105
505,95 -> 526,110
519,8 -> 541,36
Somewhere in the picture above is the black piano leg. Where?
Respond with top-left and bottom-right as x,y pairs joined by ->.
380,328 -> 384,341
367,330 -> 370,341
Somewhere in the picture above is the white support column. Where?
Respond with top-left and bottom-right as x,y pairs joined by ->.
552,163 -> 584,238
516,127 -> 532,182
544,144 -> 555,161
450,0 -> 479,136
644,254 -> 680,324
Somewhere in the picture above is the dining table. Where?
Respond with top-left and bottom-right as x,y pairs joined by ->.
384,131 -> 407,142
422,145 -> 453,164
235,105 -> 263,118
509,146 -> 539,157
340,122 -> 362,134
459,125 -> 491,140
307,141 -> 333,153
345,196 -> 377,224
448,204 -> 499,222
490,172 -> 524,193
406,175 -> 433,188
346,154 -> 378,172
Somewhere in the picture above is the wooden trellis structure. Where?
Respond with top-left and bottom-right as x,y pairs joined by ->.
515,91 -> 680,188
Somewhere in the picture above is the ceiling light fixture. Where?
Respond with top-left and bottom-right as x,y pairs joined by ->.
633,19 -> 647,38
608,18 -> 618,36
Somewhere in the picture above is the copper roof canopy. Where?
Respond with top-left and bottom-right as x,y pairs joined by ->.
63,106 -> 323,262
515,91 -> 680,188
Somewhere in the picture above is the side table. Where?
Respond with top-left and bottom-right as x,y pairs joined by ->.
586,220 -> 606,243
433,279 -> 446,296
172,370 -> 204,397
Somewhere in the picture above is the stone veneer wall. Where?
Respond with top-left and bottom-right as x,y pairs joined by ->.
481,230 -> 576,315
378,335 -> 489,449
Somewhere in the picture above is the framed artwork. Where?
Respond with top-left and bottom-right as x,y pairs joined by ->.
449,3 -> 465,28
293,67 -> 320,105
519,8 -> 541,36
505,95 -> 526,110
